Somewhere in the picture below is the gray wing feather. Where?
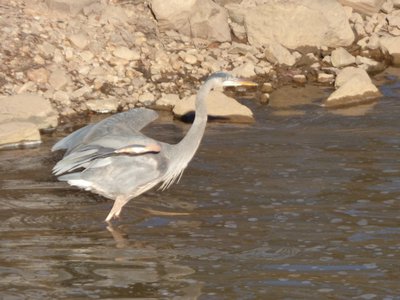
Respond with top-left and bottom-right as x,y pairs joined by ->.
52,108 -> 159,153
52,108 -> 160,177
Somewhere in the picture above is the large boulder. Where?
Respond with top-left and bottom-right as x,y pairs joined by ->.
325,67 -> 381,107
228,0 -> 354,49
264,42 -> 297,66
45,0 -> 99,15
0,92 -> 63,147
379,36 -> 400,65
150,0 -> 231,42
173,91 -> 254,123
0,122 -> 41,148
337,0 -> 385,15
0,94 -> 58,129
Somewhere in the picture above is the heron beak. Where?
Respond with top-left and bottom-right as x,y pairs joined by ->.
223,78 -> 258,88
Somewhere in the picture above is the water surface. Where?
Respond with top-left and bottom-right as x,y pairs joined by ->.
1,72 -> 399,299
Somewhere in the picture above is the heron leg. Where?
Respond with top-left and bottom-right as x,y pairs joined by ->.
105,196 -> 130,222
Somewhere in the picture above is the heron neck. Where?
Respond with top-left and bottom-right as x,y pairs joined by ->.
175,81 -> 210,162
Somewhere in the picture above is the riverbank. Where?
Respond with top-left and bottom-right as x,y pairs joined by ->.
1,0 -> 400,147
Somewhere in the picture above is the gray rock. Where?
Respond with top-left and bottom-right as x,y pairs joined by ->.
173,90 -> 254,123
0,94 -> 58,129
0,122 -> 41,148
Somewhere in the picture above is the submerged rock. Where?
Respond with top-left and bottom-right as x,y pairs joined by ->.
173,91 -> 254,123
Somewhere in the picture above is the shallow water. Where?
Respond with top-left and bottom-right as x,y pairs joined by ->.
1,73 -> 400,299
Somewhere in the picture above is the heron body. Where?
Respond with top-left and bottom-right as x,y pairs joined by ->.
52,72 -> 256,222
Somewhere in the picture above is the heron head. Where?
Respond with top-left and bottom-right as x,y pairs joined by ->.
206,72 -> 258,89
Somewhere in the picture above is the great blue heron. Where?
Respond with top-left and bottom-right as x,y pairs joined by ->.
52,72 -> 257,222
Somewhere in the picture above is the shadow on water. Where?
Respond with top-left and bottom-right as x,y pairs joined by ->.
0,71 -> 400,299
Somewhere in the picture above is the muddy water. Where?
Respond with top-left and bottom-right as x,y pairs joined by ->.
1,73 -> 400,299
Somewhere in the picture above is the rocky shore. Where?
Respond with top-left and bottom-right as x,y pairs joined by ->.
1,0 -> 400,148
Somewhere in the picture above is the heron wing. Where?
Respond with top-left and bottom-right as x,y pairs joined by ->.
52,134 -> 161,176
52,108 -> 159,153
58,154 -> 166,199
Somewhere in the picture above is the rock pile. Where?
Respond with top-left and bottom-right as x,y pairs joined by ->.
0,0 -> 399,147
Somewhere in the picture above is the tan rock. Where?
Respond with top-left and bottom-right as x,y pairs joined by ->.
184,54 -> 198,65
190,0 -> 231,42
173,90 -> 254,123
293,74 -> 307,84
138,92 -> 156,106
0,122 -> 41,148
150,0 -> 231,42
0,94 -> 58,129
68,33 -> 89,49
86,98 -> 120,113
334,66 -> 371,88
231,63 -> 256,78
71,86 -> 92,99
45,0 -> 98,15
156,93 -> 180,108
26,68 -> 49,84
53,90 -> 71,106
337,0 -> 385,15
49,68 -> 70,90
239,0 -> 354,49
318,73 -> 335,84
113,47 -> 141,61
264,42 -> 296,66
379,35 -> 400,64
331,47 -> 356,67
325,67 -> 381,107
